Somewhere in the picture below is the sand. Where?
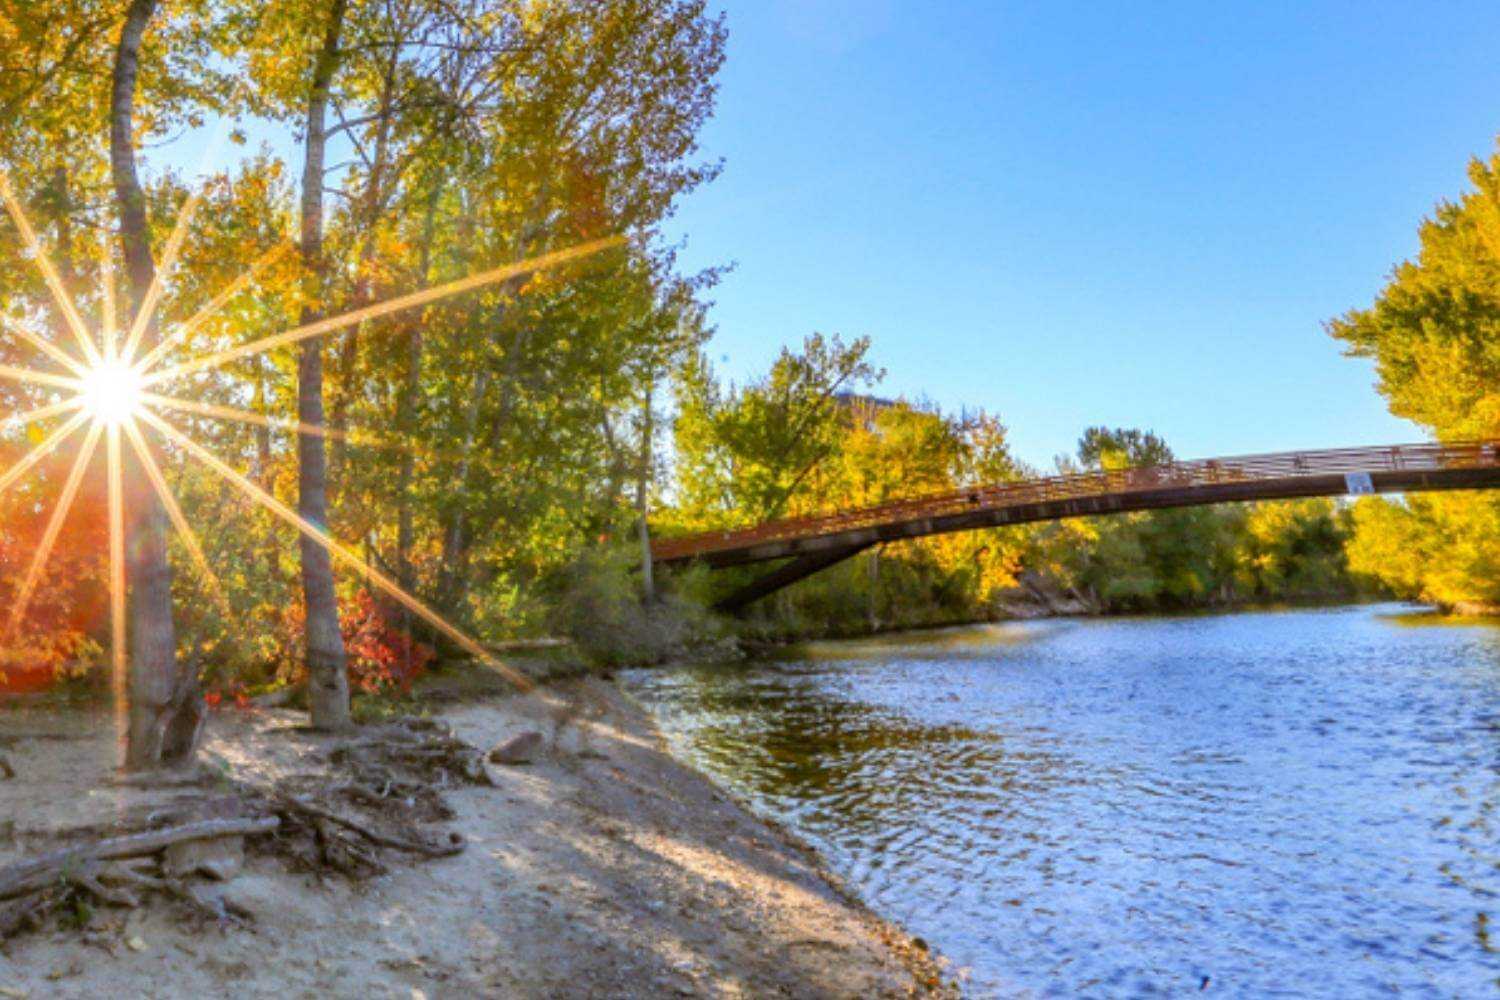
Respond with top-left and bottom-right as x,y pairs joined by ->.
0,678 -> 952,998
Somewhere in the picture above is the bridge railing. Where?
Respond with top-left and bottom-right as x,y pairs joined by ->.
652,440 -> 1500,563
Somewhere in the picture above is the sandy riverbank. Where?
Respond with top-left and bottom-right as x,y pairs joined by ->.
0,677 -> 952,998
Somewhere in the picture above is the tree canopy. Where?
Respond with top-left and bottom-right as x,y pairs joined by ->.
1327,143 -> 1500,611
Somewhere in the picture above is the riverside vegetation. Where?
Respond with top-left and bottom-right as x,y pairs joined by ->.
0,5 -> 1494,993
0,1 -> 1492,723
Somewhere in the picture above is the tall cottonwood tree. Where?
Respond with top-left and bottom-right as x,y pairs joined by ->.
0,0 -> 228,766
111,0 -> 202,767
110,0 -> 242,763
277,1 -> 727,634
1328,144 -> 1500,610
294,0 -> 354,730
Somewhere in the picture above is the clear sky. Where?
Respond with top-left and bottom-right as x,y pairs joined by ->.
665,0 -> 1500,468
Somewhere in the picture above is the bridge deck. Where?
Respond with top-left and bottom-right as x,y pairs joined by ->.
653,441 -> 1500,570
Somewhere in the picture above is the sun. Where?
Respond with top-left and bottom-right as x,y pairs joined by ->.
78,359 -> 144,426
0,164 -> 618,707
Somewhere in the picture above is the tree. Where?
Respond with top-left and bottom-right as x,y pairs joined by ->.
0,0 -> 230,762
1327,143 -> 1500,611
1237,499 -> 1351,600
1026,428 -> 1243,612
673,332 -> 882,528
1076,426 -> 1174,470
111,0 -> 242,766
0,0 -> 728,703
293,0 -> 354,730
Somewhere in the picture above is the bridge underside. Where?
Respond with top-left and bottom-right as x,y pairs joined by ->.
678,466 -> 1500,614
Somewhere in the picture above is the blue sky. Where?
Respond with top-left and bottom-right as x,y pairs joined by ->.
665,1 -> 1500,468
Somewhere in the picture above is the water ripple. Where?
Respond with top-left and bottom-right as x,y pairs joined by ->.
625,606 -> 1500,998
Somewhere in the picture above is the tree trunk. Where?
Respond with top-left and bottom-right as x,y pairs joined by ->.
436,363 -> 488,608
253,360 -> 277,584
396,186 -> 438,671
110,0 -> 200,770
328,46 -> 399,488
637,379 -> 655,602
297,0 -> 352,731
397,187 -> 440,582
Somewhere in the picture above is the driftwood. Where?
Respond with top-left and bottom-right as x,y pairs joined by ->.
0,885 -> 63,938
1,713 -> 490,940
0,856 -> 256,938
0,816 -> 279,901
274,795 -> 463,859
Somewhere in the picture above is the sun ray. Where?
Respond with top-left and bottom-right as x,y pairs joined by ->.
121,417 -> 233,618
143,236 -> 625,387
106,422 -> 127,738
0,409 -> 90,496
120,89 -> 252,368
0,170 -> 102,370
141,391 -> 407,450
133,241 -> 294,374
119,188 -> 208,366
3,398 -> 82,431
6,421 -> 103,636
0,362 -> 81,393
0,320 -> 92,381
140,409 -> 534,693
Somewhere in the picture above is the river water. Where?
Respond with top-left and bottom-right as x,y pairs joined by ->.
621,605 -> 1500,998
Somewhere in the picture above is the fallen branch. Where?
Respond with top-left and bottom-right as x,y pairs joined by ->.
273,796 -> 463,859
0,815 -> 279,901
0,885 -> 62,937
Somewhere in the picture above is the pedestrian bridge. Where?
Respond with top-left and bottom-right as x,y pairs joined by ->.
651,441 -> 1500,612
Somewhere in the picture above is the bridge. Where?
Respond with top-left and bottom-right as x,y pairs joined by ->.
651,440 -> 1500,613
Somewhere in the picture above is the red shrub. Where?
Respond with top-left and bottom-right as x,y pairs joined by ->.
340,589 -> 435,695
257,589 -> 435,700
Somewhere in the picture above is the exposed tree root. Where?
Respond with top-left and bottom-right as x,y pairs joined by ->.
0,715 -> 494,942
0,817 -> 280,901
273,795 -> 464,858
0,850 -> 262,939
327,716 -> 497,821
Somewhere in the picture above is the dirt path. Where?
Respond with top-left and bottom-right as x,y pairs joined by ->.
0,679 -> 951,998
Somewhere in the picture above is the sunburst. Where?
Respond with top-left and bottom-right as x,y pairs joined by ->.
0,168 -> 618,713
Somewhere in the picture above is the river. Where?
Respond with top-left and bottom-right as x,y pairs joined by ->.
621,605 -> 1500,998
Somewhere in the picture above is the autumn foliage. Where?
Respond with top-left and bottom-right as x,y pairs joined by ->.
266,590 -> 434,699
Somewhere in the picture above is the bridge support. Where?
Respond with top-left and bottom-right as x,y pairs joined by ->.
714,542 -> 872,615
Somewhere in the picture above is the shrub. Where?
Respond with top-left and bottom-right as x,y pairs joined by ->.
342,590 -> 436,694
261,588 -> 435,699
545,544 -> 730,668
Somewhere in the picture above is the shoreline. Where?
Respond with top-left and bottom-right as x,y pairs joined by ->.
0,677 -> 955,998
609,681 -> 955,981
736,592 -> 1398,652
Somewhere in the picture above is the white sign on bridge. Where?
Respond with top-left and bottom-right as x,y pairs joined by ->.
1344,472 -> 1376,496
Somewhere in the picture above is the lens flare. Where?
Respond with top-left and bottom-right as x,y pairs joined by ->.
79,359 -> 144,426
0,170 -> 102,370
0,173 -> 616,722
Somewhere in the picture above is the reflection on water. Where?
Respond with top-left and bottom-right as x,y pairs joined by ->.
622,606 -> 1500,998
